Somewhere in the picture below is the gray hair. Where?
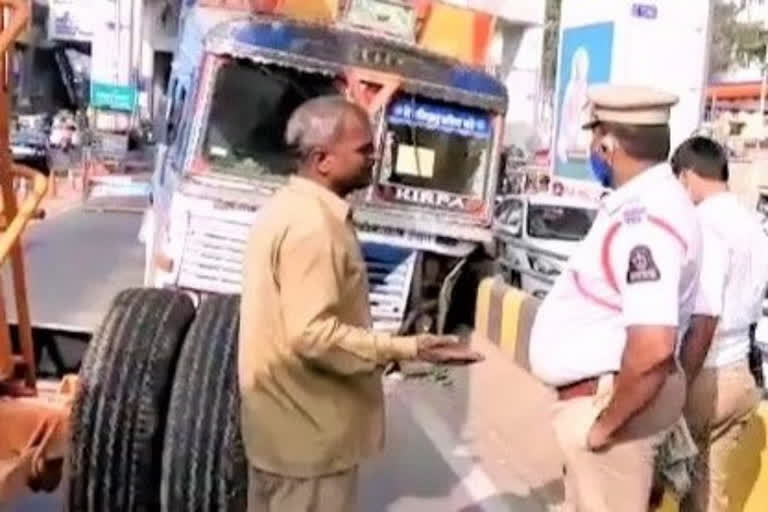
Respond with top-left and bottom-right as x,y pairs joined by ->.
285,95 -> 368,160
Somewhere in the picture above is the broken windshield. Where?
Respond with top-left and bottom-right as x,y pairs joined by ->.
201,58 -> 338,178
379,95 -> 493,197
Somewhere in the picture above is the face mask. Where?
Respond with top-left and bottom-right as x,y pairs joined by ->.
589,150 -> 613,188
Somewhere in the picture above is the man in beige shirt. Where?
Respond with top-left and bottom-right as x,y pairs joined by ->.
239,95 -> 482,512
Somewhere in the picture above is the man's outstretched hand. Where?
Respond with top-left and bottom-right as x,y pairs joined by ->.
416,335 -> 485,365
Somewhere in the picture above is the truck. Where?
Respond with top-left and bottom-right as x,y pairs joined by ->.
495,0 -> 713,297
142,0 -> 510,335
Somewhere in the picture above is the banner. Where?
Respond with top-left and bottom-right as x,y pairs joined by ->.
388,98 -> 491,139
553,22 -> 614,182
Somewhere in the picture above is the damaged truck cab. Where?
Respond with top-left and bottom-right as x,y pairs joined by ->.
144,2 -> 508,334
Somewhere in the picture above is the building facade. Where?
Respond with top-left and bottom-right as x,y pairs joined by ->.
27,0 -> 545,142
442,0 -> 547,152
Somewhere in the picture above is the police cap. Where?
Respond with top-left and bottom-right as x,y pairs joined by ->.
582,84 -> 679,129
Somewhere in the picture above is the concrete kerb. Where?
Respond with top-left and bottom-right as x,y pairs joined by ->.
474,276 -> 540,370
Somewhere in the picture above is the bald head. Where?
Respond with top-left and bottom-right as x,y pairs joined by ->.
285,95 -> 375,196
285,96 -> 369,161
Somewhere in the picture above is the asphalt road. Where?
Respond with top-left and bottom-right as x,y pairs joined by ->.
2,208 -> 145,333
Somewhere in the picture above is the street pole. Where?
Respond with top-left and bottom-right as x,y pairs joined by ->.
760,50 -> 767,124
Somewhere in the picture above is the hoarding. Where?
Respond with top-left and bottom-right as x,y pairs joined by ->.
554,22 -> 614,181
552,0 -> 711,188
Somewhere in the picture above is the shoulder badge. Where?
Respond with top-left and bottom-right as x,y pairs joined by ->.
627,245 -> 660,284
622,204 -> 647,225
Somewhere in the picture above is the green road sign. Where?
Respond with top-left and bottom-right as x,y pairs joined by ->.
90,82 -> 137,112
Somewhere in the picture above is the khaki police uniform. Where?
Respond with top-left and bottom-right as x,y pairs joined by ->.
681,192 -> 768,512
529,86 -> 703,512
239,176 -> 420,512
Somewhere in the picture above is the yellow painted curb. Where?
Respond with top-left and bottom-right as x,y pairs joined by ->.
473,277 -> 540,369
499,287 -> 525,353
657,401 -> 768,511
474,277 -> 495,341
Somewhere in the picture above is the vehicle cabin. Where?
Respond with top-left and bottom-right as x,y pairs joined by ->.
147,8 -> 508,334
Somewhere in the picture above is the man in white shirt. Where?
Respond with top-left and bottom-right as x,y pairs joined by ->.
671,136 -> 768,512
529,85 -> 702,512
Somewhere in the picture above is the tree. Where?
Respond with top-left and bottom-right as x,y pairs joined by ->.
709,0 -> 764,78
541,0 -> 561,92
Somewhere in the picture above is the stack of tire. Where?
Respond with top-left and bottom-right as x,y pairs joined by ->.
67,289 -> 248,512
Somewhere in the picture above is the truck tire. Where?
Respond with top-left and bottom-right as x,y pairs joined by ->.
161,294 -> 247,512
67,288 -> 196,512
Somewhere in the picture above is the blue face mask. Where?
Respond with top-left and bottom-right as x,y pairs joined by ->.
589,151 -> 614,188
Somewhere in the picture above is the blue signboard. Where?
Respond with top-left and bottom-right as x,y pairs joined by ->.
388,99 -> 491,139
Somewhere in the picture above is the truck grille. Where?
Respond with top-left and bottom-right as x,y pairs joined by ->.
362,243 -> 417,333
176,214 -> 417,334
177,212 -> 252,294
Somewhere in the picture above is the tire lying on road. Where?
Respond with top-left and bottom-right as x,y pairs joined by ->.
161,294 -> 248,512
67,288 -> 196,512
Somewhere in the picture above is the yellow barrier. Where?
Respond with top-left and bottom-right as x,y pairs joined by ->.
657,401 -> 768,512
474,276 -> 540,370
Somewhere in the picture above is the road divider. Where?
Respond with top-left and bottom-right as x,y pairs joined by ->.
474,277 -> 540,370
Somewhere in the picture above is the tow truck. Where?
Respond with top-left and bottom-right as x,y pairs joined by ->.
1,0 -> 79,504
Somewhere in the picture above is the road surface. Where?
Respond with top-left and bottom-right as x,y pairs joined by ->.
2,208 -> 144,333
9,340 -> 566,511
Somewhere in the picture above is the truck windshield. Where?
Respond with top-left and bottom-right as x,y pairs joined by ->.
201,59 -> 337,177
379,96 -> 492,197
527,204 -> 596,242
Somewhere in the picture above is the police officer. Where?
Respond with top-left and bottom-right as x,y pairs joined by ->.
671,136 -> 768,512
528,85 -> 702,512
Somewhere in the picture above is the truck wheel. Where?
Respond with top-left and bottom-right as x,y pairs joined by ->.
67,288 -> 195,512
161,294 -> 247,512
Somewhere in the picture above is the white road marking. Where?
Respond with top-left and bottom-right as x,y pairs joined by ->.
395,392 -> 514,512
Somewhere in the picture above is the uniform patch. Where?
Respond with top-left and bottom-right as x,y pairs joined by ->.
627,245 -> 660,283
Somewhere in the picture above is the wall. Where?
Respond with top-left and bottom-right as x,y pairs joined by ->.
90,0 -> 135,131
441,0 -> 544,26
493,21 -> 545,153
138,0 -> 177,122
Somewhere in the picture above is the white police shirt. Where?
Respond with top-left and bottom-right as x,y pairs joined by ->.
693,192 -> 768,369
529,163 -> 702,387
